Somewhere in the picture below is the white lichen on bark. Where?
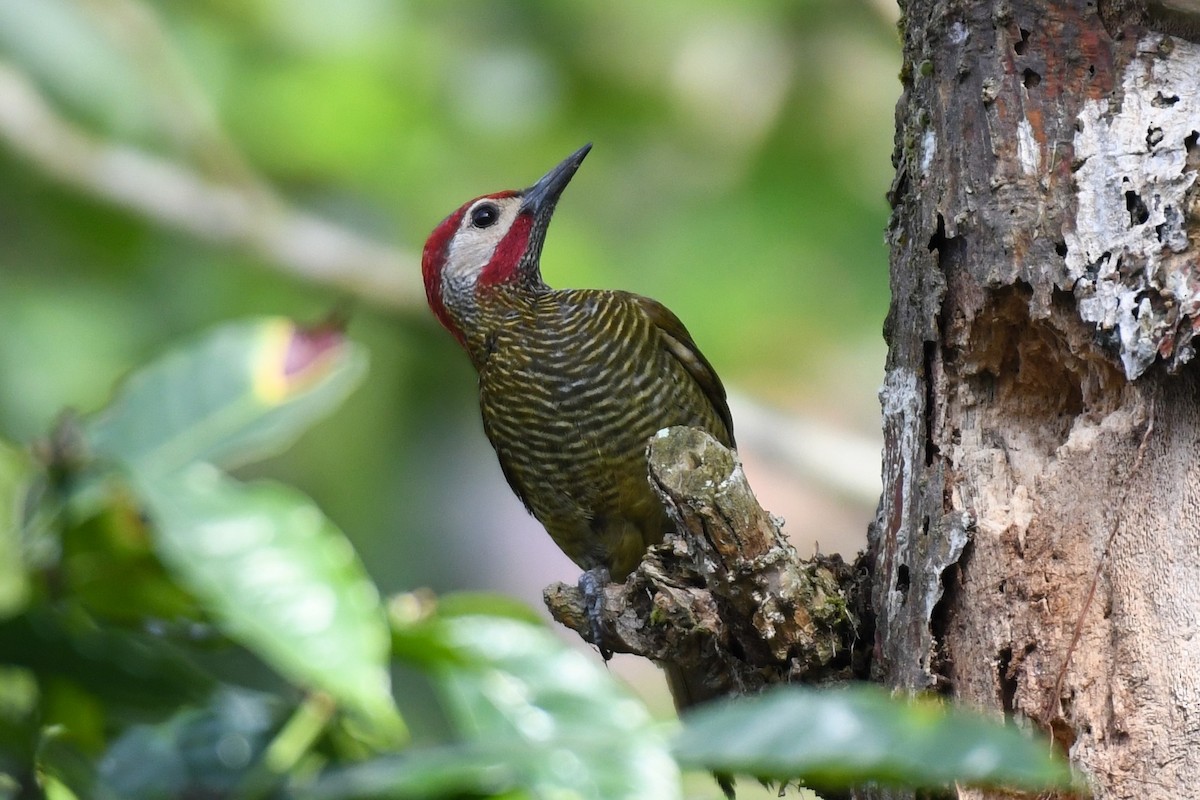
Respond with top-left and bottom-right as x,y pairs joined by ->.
1064,33 -> 1200,378
879,366 -> 921,591
1017,117 -> 1041,176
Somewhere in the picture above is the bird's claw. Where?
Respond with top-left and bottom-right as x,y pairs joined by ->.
578,567 -> 613,660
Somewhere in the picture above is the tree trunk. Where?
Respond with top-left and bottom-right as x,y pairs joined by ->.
872,0 -> 1200,798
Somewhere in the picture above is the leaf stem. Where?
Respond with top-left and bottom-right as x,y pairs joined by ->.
237,691 -> 336,799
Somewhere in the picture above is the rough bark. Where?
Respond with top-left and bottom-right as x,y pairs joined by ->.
545,427 -> 865,706
873,1 -> 1200,799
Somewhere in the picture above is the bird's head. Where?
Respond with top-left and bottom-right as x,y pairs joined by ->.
421,143 -> 591,341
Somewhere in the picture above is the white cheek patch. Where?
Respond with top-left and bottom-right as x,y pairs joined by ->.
445,234 -> 499,284
441,201 -> 522,290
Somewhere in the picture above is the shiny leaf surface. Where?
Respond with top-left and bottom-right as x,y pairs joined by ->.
297,746 -> 523,800
137,466 -> 399,733
86,317 -> 367,474
390,613 -> 680,800
674,684 -> 1076,791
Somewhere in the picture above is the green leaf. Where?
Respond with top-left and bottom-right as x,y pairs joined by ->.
136,465 -> 399,734
388,591 -> 544,670
0,606 -> 213,712
673,684 -> 1077,792
0,666 -> 40,764
97,688 -> 282,799
62,501 -> 201,624
0,439 -> 33,618
34,726 -> 121,800
434,592 -> 546,626
296,745 -> 524,800
408,614 -> 680,800
86,317 -> 367,474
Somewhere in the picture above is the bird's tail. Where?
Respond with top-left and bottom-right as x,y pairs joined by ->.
663,661 -> 712,711
663,662 -> 736,799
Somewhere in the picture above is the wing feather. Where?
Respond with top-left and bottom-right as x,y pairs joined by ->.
630,293 -> 736,448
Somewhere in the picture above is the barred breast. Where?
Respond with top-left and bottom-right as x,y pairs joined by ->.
474,287 -> 732,580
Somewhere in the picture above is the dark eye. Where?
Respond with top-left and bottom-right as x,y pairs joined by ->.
470,203 -> 500,229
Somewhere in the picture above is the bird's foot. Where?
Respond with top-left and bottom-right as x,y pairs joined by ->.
577,567 -> 613,660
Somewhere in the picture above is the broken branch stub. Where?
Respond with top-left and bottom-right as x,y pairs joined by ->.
543,426 -> 865,704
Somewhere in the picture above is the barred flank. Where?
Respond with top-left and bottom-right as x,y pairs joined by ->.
467,286 -> 732,580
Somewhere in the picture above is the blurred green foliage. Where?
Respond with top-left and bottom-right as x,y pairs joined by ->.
0,320 -> 1074,797
0,0 -> 897,609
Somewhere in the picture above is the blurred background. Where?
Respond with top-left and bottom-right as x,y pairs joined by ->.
0,0 -> 898,719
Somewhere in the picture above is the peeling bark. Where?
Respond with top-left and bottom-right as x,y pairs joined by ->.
1065,36 -> 1200,376
873,1 -> 1200,798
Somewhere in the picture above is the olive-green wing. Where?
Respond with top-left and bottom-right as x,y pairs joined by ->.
630,293 -> 735,448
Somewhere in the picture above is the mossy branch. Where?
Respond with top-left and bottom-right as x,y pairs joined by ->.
544,426 -> 870,704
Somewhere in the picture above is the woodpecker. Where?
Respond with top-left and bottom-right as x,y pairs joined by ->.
421,144 -> 735,687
